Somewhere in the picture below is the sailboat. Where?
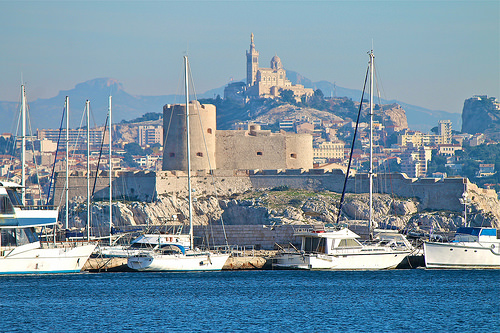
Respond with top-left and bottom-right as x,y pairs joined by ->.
127,56 -> 229,271
94,97 -> 196,268
0,86 -> 95,274
273,50 -> 413,270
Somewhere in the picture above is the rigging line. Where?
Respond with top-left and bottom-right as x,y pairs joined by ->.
88,102 -> 99,130
91,114 -> 109,198
6,105 -> 22,181
374,64 -> 397,218
26,106 -> 44,204
189,67 -> 229,248
69,104 -> 87,161
373,63 -> 386,102
46,106 -> 66,205
335,65 -> 370,225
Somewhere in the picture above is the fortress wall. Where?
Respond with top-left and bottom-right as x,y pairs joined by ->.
53,170 -> 157,204
247,170 -> 471,212
216,130 -> 287,170
155,170 -> 253,197
57,169 -> 485,213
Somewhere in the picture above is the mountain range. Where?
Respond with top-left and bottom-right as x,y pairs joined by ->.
0,74 -> 461,134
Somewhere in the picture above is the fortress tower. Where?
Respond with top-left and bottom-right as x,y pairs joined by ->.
246,33 -> 259,86
162,101 -> 217,171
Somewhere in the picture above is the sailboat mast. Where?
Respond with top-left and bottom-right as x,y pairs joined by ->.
108,95 -> 112,245
21,85 -> 26,205
184,56 -> 194,247
65,96 -> 70,229
368,50 -> 374,239
86,100 -> 91,240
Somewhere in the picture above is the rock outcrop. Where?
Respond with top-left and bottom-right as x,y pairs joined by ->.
461,95 -> 500,139
378,103 -> 408,132
62,187 -> 500,235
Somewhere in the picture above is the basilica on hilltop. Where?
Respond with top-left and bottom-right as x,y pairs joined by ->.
224,34 -> 314,102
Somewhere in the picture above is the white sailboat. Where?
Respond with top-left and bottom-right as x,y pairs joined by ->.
127,56 -> 229,271
96,97 -> 195,262
273,50 -> 412,270
0,86 -> 95,274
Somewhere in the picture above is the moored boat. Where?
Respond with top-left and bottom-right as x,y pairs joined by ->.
126,56 -> 229,271
0,181 -> 95,274
273,225 -> 412,270
273,50 -> 413,270
424,227 -> 500,269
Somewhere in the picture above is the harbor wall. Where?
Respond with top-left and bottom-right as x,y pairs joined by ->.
193,224 -> 370,250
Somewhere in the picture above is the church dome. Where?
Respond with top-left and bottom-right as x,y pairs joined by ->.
270,55 -> 282,70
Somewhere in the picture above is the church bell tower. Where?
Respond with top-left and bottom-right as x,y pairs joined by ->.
246,33 -> 259,86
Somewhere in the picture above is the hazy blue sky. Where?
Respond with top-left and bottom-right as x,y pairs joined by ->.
1,0 -> 498,114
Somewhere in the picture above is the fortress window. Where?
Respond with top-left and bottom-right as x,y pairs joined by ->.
196,152 -> 203,157
169,153 -> 175,158
290,153 -> 297,159
256,152 -> 263,156
207,128 -> 212,134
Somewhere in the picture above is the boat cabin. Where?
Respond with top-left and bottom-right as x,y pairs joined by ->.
454,227 -> 499,243
294,227 -> 363,254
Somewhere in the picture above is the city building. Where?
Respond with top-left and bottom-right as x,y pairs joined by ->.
478,164 -> 495,177
313,140 -> 345,163
437,144 -> 462,156
400,146 -> 432,178
398,120 -> 453,148
37,128 -> 106,150
138,125 -> 163,146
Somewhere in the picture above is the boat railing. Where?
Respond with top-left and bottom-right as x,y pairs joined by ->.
40,239 -> 95,249
226,245 -> 256,257
15,205 -> 58,211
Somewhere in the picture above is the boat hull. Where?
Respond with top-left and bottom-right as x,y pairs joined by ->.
424,242 -> 500,269
128,253 -> 230,271
273,250 -> 410,270
0,243 -> 96,274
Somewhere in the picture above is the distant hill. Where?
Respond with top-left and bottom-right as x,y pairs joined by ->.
0,75 -> 461,134
285,70 -> 462,132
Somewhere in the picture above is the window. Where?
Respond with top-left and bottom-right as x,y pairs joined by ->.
169,153 -> 175,157
256,152 -> 263,156
304,237 -> 326,253
196,152 -> 203,157
0,195 -> 14,214
290,153 -> 297,159
337,239 -> 362,248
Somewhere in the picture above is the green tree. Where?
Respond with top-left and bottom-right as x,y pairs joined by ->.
124,142 -> 144,156
280,89 -> 296,104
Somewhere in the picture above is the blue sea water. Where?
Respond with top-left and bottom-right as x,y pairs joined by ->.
0,270 -> 498,333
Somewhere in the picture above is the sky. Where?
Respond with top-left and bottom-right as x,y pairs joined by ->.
1,0 -> 498,114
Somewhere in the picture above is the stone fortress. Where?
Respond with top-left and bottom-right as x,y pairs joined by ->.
162,102 -> 312,172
